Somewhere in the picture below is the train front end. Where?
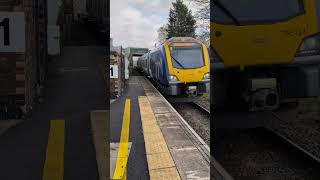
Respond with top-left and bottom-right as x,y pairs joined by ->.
210,0 -> 320,111
163,37 -> 210,97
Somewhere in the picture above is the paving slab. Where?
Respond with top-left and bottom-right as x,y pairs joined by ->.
155,113 -> 181,127
149,167 -> 181,180
170,147 -> 210,179
160,126 -> 195,148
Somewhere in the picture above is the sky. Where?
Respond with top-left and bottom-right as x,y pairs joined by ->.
110,0 -> 197,49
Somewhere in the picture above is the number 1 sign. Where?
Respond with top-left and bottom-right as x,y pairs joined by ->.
0,12 -> 25,52
110,65 -> 118,79
0,18 -> 9,46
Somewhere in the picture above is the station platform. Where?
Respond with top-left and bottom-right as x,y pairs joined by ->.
0,45 -> 107,180
110,76 -> 210,179
0,23 -> 110,180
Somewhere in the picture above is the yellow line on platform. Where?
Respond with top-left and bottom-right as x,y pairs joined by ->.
113,99 -> 131,180
42,120 -> 65,180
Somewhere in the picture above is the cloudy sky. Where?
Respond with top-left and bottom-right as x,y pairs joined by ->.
110,0 -> 196,49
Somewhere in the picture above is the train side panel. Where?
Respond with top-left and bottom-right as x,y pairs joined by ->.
149,47 -> 170,86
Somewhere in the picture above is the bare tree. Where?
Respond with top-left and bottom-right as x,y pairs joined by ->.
189,0 -> 210,21
187,0 -> 210,46
157,25 -> 168,45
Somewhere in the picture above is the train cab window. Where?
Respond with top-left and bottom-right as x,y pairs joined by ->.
211,0 -> 304,25
169,44 -> 204,69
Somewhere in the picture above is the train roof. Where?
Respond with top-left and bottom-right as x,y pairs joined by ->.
148,37 -> 202,54
165,37 -> 201,44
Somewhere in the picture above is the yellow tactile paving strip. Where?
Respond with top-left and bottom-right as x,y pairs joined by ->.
90,110 -> 109,180
138,96 -> 181,180
147,152 -> 176,170
144,132 -> 169,154
149,167 -> 181,180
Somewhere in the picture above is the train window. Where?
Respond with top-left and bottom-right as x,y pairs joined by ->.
211,0 -> 304,25
169,44 -> 204,69
157,52 -> 161,63
159,53 -> 163,65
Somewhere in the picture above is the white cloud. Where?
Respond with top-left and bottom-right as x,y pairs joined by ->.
111,0 -> 170,49
110,0 -> 205,49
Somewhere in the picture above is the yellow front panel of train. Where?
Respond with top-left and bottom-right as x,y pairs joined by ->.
211,0 -> 318,68
164,43 -> 209,83
172,68 -> 207,83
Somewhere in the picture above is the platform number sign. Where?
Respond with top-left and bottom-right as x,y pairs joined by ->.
0,18 -> 9,45
110,65 -> 118,79
0,12 -> 25,52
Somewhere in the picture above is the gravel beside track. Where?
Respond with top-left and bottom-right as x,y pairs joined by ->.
195,93 -> 210,112
171,102 -> 210,145
271,98 -> 320,160
214,128 -> 320,179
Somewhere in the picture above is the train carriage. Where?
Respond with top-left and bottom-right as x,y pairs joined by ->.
138,37 -> 210,97
137,53 -> 150,75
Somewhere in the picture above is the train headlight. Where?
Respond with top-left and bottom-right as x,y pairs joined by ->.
169,75 -> 178,82
203,73 -> 210,80
296,34 -> 320,56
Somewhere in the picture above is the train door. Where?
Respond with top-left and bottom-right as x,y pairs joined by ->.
156,51 -> 161,80
147,54 -> 150,76
149,52 -> 155,78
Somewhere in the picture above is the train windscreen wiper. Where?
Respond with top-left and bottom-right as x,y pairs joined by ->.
212,0 -> 241,26
170,54 -> 185,69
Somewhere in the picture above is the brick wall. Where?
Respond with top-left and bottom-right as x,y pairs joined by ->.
110,51 -> 124,99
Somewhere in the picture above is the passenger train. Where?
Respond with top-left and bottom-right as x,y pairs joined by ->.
211,0 -> 320,111
137,37 -> 210,97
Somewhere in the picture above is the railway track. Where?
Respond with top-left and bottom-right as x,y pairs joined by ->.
190,101 -> 210,114
186,102 -> 320,179
270,112 -> 320,164
213,118 -> 320,179
169,100 -> 210,145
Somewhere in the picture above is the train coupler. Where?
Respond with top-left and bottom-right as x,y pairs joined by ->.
247,89 -> 279,111
186,86 -> 198,97
245,78 -> 279,111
